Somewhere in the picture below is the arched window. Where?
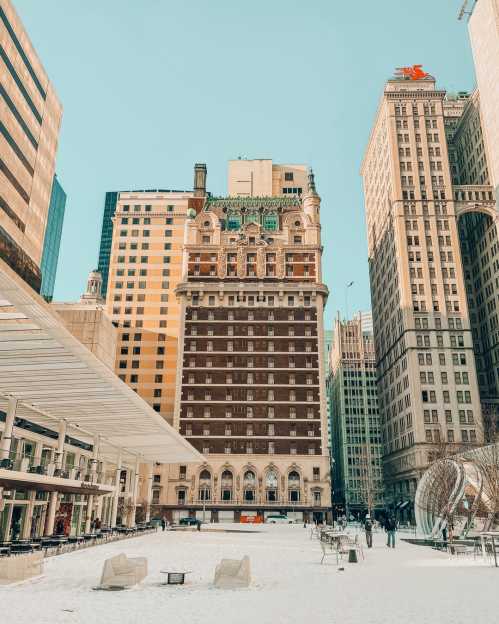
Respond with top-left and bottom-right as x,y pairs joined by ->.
221,470 -> 233,501
288,470 -> 300,484
288,470 -> 301,502
198,469 -> 211,502
199,469 -> 211,481
243,470 -> 256,502
244,470 -> 256,484
265,470 -> 278,502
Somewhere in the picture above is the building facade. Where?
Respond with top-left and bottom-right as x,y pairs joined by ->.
104,175 -> 207,426
228,159 -> 308,198
328,312 -> 383,518
0,0 -> 62,292
361,73 -> 485,511
467,0 -> 499,190
40,174 -> 66,302
52,270 -> 117,370
150,165 -> 331,524
97,191 -> 118,298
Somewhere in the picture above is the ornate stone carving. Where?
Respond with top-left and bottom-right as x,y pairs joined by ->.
218,250 -> 226,278
256,247 -> 265,278
276,247 -> 285,279
237,246 -> 245,278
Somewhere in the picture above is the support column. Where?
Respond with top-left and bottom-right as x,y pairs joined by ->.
45,420 -> 66,536
85,435 -> 100,532
0,397 -> 17,460
0,397 -> 17,508
145,463 -> 154,523
110,450 -> 122,528
22,490 -> 36,539
128,456 -> 140,527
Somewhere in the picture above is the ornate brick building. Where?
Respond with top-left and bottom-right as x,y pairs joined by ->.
160,167 -> 331,523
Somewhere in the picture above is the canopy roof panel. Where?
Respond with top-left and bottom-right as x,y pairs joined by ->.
0,260 -> 203,465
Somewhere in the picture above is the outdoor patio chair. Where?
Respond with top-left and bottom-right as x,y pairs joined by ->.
349,534 -> 365,560
320,540 -> 342,565
449,543 -> 473,557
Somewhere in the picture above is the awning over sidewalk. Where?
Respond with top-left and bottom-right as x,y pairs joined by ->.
0,469 -> 115,496
0,259 -> 203,465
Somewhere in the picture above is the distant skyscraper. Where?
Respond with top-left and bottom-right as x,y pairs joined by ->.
467,0 -> 499,190
97,191 -> 118,298
40,174 -> 66,301
0,0 -> 62,291
361,72 -> 485,511
328,312 -> 384,518
228,159 -> 308,197
105,183 -> 200,426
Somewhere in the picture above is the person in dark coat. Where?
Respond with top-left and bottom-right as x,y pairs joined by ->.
161,517 -> 167,532
385,515 -> 397,548
364,514 -> 374,548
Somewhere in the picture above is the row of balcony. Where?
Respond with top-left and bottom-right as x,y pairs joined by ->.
177,499 -> 324,507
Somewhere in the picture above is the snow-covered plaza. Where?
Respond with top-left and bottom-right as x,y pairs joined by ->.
1,525 -> 497,624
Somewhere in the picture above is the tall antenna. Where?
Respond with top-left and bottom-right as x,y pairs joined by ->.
458,0 -> 477,21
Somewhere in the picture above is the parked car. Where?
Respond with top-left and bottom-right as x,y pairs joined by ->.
179,517 -> 199,526
265,514 -> 293,524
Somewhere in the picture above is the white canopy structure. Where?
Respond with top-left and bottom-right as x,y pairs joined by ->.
0,259 -> 203,465
415,443 -> 498,537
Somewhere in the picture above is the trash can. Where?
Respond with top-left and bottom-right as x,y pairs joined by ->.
348,548 -> 358,563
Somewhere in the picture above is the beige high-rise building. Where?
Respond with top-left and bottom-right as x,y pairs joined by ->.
361,74 -> 485,509
105,179 -> 205,425
52,270 -> 117,370
0,0 -> 62,292
467,0 -> 499,189
228,159 -> 308,197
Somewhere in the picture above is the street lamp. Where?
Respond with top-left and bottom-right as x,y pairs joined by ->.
345,281 -> 354,321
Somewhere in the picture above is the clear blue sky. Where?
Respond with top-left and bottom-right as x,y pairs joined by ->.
15,0 -> 476,329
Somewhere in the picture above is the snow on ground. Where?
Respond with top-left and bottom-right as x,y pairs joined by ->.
1,525 -> 497,624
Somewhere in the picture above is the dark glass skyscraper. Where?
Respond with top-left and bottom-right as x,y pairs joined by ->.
97,191 -> 118,298
40,174 -> 66,302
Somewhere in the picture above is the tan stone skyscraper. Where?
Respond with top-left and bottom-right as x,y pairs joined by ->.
467,0 -> 499,190
361,73 -> 484,510
0,0 -> 62,291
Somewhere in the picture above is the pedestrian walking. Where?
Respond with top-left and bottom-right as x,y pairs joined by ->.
196,519 -> 202,531
161,516 -> 167,532
385,515 -> 397,548
364,514 -> 373,548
